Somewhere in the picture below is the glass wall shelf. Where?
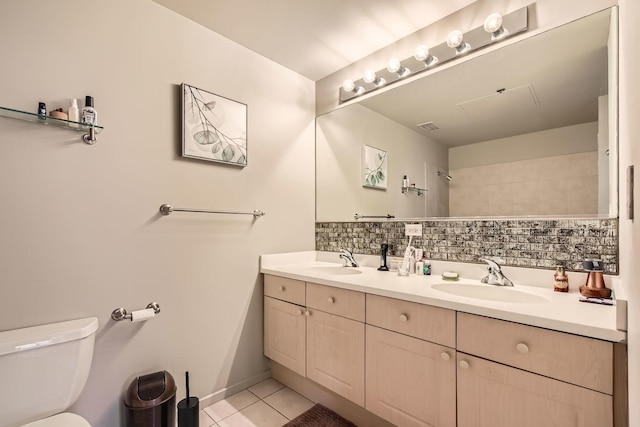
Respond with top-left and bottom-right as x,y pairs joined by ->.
0,105 -> 103,144
401,185 -> 427,196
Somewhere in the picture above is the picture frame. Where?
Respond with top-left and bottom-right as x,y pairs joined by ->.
362,144 -> 387,190
181,83 -> 248,167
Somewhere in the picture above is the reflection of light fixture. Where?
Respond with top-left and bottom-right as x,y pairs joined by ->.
484,13 -> 508,40
342,79 -> 364,94
363,69 -> 386,87
337,6 -> 527,103
438,171 -> 453,181
386,58 -> 410,77
413,45 -> 438,67
447,30 -> 470,54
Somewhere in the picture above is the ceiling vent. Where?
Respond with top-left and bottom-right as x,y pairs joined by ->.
417,121 -> 440,132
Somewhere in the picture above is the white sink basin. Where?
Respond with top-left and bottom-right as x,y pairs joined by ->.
431,282 -> 549,304
303,265 -> 363,276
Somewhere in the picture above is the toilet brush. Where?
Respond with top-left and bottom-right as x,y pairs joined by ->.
178,371 -> 199,427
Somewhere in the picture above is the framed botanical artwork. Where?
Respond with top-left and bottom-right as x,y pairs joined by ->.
181,83 -> 248,166
362,144 -> 387,189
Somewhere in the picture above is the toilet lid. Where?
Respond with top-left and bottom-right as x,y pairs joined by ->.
22,413 -> 91,427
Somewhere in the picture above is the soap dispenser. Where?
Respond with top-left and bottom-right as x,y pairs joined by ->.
377,243 -> 389,271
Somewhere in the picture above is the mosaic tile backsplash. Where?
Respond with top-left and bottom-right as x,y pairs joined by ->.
316,218 -> 618,273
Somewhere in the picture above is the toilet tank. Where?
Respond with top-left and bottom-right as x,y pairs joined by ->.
0,317 -> 99,427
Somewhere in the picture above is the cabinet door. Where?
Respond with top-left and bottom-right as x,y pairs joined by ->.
307,309 -> 365,406
264,296 -> 306,376
366,325 -> 456,427
457,353 -> 613,427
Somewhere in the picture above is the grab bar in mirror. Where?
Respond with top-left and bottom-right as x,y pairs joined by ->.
354,213 -> 395,220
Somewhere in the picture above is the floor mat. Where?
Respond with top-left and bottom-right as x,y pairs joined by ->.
283,403 -> 357,427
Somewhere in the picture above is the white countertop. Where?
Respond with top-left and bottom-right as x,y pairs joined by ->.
261,251 -> 627,343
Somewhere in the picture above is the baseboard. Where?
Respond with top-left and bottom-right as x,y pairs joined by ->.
197,369 -> 272,408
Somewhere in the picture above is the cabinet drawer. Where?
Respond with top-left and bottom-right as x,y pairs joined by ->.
264,275 -> 305,306
307,282 -> 365,322
457,312 -> 613,394
366,294 -> 455,348
457,353 -> 612,427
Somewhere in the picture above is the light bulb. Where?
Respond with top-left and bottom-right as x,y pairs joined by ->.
386,58 -> 410,77
363,69 -> 377,84
342,79 -> 356,92
446,30 -> 464,48
484,12 -> 508,39
484,13 -> 503,34
447,30 -> 470,53
387,58 -> 401,73
414,45 -> 429,61
414,45 -> 438,66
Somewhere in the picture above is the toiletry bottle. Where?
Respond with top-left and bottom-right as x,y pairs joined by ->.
402,175 -> 408,189
377,243 -> 389,271
68,98 -> 79,128
38,102 -> 46,119
424,260 -> 432,275
416,259 -> 424,276
553,265 -> 569,292
81,95 -> 98,126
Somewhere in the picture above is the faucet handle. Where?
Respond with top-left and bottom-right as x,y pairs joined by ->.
479,257 -> 503,271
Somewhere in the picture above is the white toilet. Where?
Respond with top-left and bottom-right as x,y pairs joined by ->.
0,317 -> 99,427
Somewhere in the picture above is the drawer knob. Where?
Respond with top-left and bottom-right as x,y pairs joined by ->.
305,310 -> 311,317
328,297 -> 335,304
399,314 -> 408,322
459,360 -> 470,369
278,286 -> 285,291
297,309 -> 303,316
441,352 -> 450,361
516,343 -> 529,354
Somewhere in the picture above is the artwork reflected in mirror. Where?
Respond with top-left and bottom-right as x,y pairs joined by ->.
362,145 -> 388,190
316,8 -> 617,222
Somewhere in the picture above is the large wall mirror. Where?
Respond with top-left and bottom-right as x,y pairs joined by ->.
316,8 -> 617,222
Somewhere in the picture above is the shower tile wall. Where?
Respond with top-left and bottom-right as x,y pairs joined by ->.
449,152 -> 599,217
315,218 -> 618,273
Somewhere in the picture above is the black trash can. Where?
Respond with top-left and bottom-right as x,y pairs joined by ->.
125,370 -> 176,427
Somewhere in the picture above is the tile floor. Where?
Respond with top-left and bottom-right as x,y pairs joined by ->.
200,378 -> 315,427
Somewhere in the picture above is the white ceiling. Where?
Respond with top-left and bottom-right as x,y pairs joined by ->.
152,0 -> 477,81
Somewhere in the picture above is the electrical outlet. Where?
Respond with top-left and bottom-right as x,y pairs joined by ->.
405,224 -> 423,236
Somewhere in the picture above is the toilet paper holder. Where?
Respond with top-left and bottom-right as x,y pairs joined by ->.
111,302 -> 161,321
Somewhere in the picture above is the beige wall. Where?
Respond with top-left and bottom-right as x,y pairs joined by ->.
618,1 -> 640,425
316,104 -> 448,221
0,1 -> 315,426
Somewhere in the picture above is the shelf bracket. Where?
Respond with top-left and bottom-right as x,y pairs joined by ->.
82,127 -> 97,145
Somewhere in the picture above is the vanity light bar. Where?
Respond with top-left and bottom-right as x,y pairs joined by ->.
339,7 -> 528,103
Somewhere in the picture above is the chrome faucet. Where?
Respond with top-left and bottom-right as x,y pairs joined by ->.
339,248 -> 359,267
480,257 -> 513,286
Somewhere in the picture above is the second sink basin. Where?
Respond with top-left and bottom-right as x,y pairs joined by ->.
431,282 -> 549,304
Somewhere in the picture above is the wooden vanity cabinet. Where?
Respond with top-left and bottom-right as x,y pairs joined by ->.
264,277 -> 366,405
264,274 -> 624,427
457,353 -> 612,427
306,283 -> 366,406
457,313 -> 615,427
264,276 -> 307,376
365,294 -> 457,427
366,325 -> 456,427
